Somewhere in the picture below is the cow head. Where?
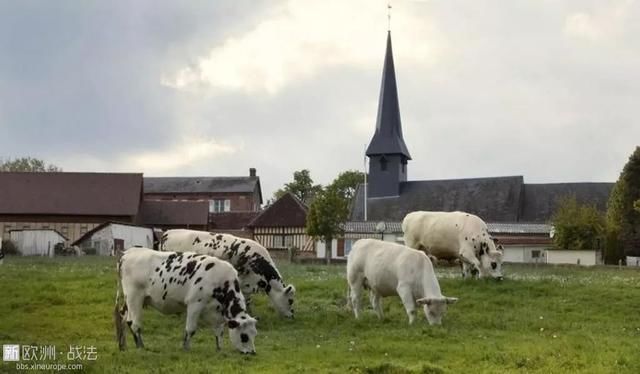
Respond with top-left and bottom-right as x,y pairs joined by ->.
270,284 -> 296,318
479,239 -> 504,280
417,296 -> 458,325
227,313 -> 258,354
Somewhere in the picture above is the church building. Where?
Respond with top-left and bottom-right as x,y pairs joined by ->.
350,31 -> 613,224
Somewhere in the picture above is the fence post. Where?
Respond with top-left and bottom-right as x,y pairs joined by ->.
618,259 -> 622,269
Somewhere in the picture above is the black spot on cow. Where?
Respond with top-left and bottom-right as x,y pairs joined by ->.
155,267 -> 160,272
216,234 -> 223,241
205,263 -> 215,271
159,270 -> 163,277
197,298 -> 202,302
472,238 -> 475,241
465,237 -> 468,241
164,283 -> 167,290
192,237 -> 201,245
195,277 -> 203,285
162,291 -> 168,300
288,299 -> 294,305
257,280 -> 266,288
234,280 -> 240,293
169,277 -> 174,283
265,284 -> 272,294
479,248 -> 486,256
241,334 -> 249,343
183,260 -> 197,276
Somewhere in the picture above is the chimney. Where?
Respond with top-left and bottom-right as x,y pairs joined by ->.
249,168 -> 256,177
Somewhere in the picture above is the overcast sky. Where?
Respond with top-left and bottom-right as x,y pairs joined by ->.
1,0 -> 638,200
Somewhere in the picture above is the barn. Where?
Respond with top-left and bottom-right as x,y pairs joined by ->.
9,229 -> 68,257
0,172 -> 143,243
71,222 -> 154,256
248,193 -> 315,255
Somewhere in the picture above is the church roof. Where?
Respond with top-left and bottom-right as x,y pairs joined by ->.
366,32 -> 411,159
350,177 -> 613,223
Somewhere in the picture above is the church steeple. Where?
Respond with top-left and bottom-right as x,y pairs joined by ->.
366,31 -> 411,198
366,31 -> 411,160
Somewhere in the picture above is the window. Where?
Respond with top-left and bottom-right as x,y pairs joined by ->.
209,199 -> 231,213
380,157 -> 387,171
344,240 -> 354,256
532,250 -> 541,258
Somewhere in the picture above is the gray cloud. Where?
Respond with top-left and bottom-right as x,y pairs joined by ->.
1,0 -> 638,200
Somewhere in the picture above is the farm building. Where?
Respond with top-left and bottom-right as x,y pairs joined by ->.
71,222 -> 153,256
143,168 -> 262,233
0,172 -> 143,243
248,193 -> 315,255
349,31 -> 612,225
137,200 -> 209,231
9,229 -> 67,257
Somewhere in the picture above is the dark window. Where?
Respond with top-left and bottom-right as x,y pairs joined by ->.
532,250 -> 540,258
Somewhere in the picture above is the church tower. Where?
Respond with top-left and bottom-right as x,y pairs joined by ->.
366,31 -> 411,198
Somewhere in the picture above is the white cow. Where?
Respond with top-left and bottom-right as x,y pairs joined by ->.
161,229 -> 295,318
402,211 -> 504,279
347,239 -> 458,325
115,247 -> 258,354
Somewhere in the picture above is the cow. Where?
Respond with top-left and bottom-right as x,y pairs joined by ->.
402,211 -> 504,280
347,239 -> 458,325
160,229 -> 296,318
114,247 -> 258,354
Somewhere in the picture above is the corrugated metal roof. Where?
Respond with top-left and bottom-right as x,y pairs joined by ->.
343,221 -> 552,235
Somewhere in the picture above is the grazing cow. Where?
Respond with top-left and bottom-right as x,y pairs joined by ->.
161,229 -> 296,318
402,211 -> 504,279
347,239 -> 458,325
115,247 -> 258,354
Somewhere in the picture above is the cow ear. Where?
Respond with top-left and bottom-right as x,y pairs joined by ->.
445,297 -> 458,305
416,298 -> 432,306
227,320 -> 240,329
285,285 -> 295,295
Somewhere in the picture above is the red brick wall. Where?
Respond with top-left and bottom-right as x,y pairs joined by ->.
144,192 -> 259,211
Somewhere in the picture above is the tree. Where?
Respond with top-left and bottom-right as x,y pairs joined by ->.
328,170 -> 365,202
271,169 -> 322,205
606,146 -> 640,258
0,157 -> 61,172
306,186 -> 350,264
552,196 -> 605,251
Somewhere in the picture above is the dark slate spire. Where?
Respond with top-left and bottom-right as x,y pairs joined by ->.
366,31 -> 411,159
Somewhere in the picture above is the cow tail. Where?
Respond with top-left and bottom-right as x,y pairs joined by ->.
114,249 -> 127,351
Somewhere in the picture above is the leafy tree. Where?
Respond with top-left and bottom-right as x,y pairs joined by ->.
271,169 -> 322,205
552,196 -> 605,251
328,170 -> 365,201
306,186 -> 349,264
0,157 -> 61,172
606,146 -> 640,257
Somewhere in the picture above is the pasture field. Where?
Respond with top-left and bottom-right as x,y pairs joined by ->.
1,256 -> 639,373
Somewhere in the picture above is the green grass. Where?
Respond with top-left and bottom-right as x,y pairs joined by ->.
1,257 -> 639,373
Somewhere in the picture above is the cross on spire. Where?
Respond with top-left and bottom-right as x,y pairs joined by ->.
387,3 -> 392,31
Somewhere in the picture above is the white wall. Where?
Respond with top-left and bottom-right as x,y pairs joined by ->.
82,224 -> 153,256
546,250 -> 597,266
316,235 -> 403,259
502,245 -> 549,263
626,256 -> 640,267
10,230 -> 65,256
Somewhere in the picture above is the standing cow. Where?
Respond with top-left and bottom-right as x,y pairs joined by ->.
115,247 -> 258,354
347,239 -> 457,325
402,211 -> 503,279
161,229 -> 296,318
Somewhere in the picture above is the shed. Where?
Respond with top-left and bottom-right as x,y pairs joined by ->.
9,229 -> 68,257
72,222 -> 153,256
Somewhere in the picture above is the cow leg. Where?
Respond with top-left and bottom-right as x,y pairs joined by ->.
183,303 -> 203,351
124,293 -> 145,349
460,251 -> 483,279
348,274 -> 364,319
396,284 -> 416,325
214,323 -> 224,351
370,291 -> 383,319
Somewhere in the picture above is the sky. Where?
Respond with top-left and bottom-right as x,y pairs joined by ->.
1,0 -> 638,201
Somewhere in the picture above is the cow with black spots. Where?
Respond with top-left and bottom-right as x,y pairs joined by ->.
161,229 -> 296,318
114,247 -> 258,354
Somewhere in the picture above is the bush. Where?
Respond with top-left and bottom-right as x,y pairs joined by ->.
552,196 -> 604,250
1,240 -> 20,255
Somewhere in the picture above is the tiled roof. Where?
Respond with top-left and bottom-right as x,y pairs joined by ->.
248,193 -> 308,228
0,172 -> 142,216
137,200 -> 209,226
144,177 -> 259,194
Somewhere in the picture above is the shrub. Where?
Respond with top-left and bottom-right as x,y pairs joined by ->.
1,240 -> 20,255
552,196 -> 604,250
